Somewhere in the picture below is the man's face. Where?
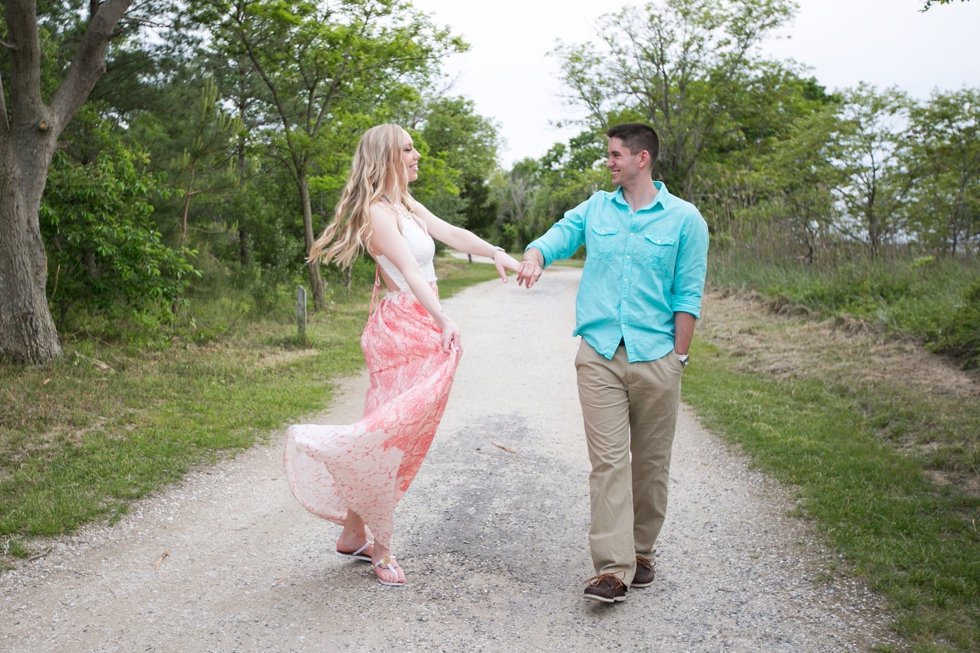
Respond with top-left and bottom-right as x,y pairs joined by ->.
606,137 -> 642,187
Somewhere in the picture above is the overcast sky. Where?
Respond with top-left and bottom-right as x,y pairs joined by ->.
409,0 -> 980,167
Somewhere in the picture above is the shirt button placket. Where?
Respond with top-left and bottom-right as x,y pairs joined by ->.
621,218 -> 637,356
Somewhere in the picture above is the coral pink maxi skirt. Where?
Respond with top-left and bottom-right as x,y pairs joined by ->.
284,282 -> 460,549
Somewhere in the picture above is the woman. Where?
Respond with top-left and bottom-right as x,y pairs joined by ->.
284,124 -> 520,586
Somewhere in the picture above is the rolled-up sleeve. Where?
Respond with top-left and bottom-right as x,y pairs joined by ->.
670,211 -> 709,318
526,197 -> 590,267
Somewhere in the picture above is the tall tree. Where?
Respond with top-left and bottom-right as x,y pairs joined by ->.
552,0 -> 797,196
490,130 -> 611,252
693,65 -> 834,236
0,0 -> 134,363
830,84 -> 912,261
492,158 -> 548,251
167,76 -> 244,239
739,107 -> 844,264
417,95 -> 500,237
210,0 -> 463,312
906,88 -> 980,256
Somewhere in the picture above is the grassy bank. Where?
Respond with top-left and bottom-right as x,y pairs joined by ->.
709,253 -> 980,368
687,254 -> 980,651
0,257 -> 503,566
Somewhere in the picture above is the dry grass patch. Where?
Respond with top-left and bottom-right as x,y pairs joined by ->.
699,286 -> 980,497
701,287 -> 977,398
254,349 -> 320,368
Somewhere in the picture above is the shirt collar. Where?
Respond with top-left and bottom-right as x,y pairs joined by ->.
613,181 -> 670,212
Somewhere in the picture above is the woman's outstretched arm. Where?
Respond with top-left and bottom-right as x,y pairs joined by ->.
408,199 -> 520,282
369,203 -> 460,353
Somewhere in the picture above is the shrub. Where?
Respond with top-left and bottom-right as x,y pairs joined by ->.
41,149 -> 197,330
927,279 -> 980,369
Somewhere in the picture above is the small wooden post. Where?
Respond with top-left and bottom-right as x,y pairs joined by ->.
297,286 -> 307,340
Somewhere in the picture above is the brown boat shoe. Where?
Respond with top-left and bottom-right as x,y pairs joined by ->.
583,572 -> 628,603
631,555 -> 656,588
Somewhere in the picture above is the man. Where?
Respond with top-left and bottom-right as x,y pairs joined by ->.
517,123 -> 708,603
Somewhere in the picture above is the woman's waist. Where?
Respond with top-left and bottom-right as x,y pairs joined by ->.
382,280 -> 440,300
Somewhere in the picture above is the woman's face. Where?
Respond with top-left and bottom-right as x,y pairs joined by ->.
400,130 -> 421,183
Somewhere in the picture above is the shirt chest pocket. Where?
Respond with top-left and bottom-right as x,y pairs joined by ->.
638,234 -> 677,272
587,225 -> 619,260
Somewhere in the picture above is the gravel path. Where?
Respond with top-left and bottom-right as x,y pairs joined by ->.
1,267 -> 902,652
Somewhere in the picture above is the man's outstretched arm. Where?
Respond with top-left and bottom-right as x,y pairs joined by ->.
519,195 -> 592,289
517,248 -> 545,288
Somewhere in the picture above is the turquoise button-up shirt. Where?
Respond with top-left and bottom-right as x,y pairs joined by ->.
526,183 -> 709,362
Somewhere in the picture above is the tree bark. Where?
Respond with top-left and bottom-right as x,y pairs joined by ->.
0,0 -> 134,363
0,132 -> 63,363
297,173 -> 326,312
238,224 -> 251,269
181,163 -> 196,238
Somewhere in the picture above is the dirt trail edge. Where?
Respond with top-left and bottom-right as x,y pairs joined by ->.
1,267 -> 901,652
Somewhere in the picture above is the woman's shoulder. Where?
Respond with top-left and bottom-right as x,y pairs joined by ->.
369,200 -> 400,221
402,196 -> 424,214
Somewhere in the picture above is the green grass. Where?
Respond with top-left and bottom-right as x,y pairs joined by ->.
0,257 -> 502,551
708,253 -> 980,368
684,338 -> 980,652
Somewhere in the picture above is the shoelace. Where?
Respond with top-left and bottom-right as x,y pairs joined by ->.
585,571 -> 626,588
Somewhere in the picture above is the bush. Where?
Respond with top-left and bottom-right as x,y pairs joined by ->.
41,149 -> 197,330
927,279 -> 980,369
770,267 -> 913,314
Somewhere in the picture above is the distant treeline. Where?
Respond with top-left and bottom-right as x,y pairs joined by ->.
6,0 -> 978,342
17,0 -> 500,334
494,0 -> 980,268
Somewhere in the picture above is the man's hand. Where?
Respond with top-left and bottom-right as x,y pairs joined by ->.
517,248 -> 544,289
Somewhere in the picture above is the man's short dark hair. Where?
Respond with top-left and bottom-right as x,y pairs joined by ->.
606,123 -> 660,166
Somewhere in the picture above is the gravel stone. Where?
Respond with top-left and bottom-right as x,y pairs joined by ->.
0,267 -> 902,652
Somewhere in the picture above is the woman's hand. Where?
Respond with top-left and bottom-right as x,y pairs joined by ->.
436,314 -> 461,353
491,251 -> 522,283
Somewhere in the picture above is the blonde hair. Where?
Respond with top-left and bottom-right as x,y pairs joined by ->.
308,124 -> 412,268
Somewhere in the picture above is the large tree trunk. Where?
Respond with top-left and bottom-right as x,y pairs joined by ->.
0,131 -> 62,362
0,0 -> 134,363
297,174 -> 327,312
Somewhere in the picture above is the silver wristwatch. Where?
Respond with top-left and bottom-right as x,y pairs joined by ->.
676,353 -> 690,368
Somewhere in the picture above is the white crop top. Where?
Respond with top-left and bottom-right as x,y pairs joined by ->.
375,203 -> 437,290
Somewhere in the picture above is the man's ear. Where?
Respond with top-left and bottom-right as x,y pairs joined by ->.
636,149 -> 651,170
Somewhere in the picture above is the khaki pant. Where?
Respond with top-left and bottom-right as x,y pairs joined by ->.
574,339 -> 683,585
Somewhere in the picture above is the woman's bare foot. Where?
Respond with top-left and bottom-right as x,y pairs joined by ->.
336,510 -> 373,561
371,544 -> 405,586
335,532 -> 373,558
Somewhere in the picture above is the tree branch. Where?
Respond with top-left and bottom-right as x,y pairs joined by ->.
50,0 -> 135,133
118,14 -> 169,29
236,24 -> 303,180
5,0 -> 46,124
